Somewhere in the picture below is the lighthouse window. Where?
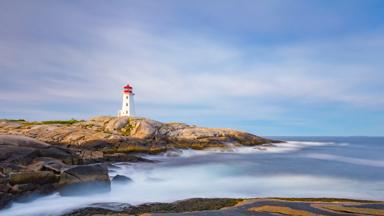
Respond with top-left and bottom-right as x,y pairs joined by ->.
126,103 -> 128,106
126,96 -> 128,99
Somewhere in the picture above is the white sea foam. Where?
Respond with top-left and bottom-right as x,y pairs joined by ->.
304,153 -> 384,168
145,140 -> 336,160
1,139 -> 383,216
3,162 -> 383,216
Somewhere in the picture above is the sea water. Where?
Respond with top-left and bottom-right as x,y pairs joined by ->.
1,137 -> 383,216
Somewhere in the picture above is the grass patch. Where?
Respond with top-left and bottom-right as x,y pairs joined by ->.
103,145 -> 168,155
1,119 -> 26,122
23,119 -> 83,125
120,118 -> 135,136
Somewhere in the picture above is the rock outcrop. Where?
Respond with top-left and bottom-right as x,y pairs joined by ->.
0,135 -> 111,208
0,116 -> 279,154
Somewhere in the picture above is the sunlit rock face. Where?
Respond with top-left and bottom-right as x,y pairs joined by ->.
0,117 -> 278,152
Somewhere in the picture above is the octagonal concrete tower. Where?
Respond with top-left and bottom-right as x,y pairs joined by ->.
118,84 -> 135,117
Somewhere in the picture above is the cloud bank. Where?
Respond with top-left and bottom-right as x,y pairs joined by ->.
1,0 -> 383,135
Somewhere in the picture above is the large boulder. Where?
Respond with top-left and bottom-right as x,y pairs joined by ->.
0,192 -> 12,209
0,135 -> 75,165
112,175 -> 132,183
0,134 -> 50,148
59,164 -> 111,196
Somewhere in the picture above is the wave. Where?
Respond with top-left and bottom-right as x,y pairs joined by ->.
145,140 -> 337,160
304,153 -> 384,168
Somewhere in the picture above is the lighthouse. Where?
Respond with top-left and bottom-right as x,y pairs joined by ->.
118,84 -> 135,117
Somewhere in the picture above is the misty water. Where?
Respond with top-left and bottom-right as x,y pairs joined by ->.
2,137 -> 384,216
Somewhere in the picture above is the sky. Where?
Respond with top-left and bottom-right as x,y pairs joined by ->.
0,0 -> 384,136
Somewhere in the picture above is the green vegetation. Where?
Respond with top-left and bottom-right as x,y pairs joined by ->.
1,119 -> 26,122
23,119 -> 83,125
103,145 -> 168,155
120,118 -> 135,136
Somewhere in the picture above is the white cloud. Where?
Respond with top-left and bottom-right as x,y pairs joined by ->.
1,21 -> 384,122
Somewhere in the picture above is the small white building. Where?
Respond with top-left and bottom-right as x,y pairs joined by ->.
118,84 -> 135,117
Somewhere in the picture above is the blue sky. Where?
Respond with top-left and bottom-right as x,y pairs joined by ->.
1,0 -> 384,136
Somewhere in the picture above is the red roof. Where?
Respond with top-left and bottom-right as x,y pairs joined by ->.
123,84 -> 133,93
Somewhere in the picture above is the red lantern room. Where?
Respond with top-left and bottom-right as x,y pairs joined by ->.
123,84 -> 133,94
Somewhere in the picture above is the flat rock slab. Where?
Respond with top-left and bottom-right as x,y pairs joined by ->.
63,198 -> 384,216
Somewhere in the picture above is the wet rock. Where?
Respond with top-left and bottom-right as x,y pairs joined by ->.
0,192 -> 12,209
63,198 -> 242,216
0,183 -> 10,193
59,164 -> 110,196
38,147 -> 74,164
103,153 -> 153,163
10,183 -> 37,193
87,202 -> 132,211
9,171 -> 59,185
26,157 -> 68,173
112,175 -> 132,183
165,149 -> 183,157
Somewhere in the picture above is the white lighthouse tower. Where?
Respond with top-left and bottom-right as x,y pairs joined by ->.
118,84 -> 135,117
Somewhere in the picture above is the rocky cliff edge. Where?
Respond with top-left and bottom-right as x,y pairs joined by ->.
0,116 -> 279,154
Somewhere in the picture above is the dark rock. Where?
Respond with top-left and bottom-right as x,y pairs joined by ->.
9,171 -> 59,185
0,135 -> 50,148
11,183 -> 37,193
58,164 -> 110,196
0,162 -> 24,174
26,157 -> 68,173
0,183 -> 10,193
103,153 -> 153,163
88,202 -> 132,211
112,175 -> 132,183
63,198 -> 241,216
0,135 -> 75,166
37,147 -> 75,164
0,192 -> 12,209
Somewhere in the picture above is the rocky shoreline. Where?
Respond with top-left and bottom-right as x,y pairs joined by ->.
0,116 -> 279,209
64,198 -> 384,216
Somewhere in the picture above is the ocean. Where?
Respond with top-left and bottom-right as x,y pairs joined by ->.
2,137 -> 383,216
